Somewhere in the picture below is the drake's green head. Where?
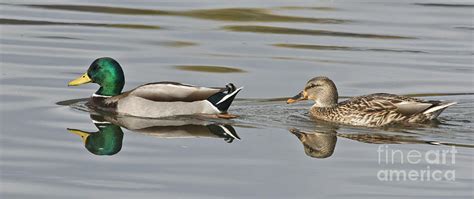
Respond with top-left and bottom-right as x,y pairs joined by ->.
68,57 -> 125,96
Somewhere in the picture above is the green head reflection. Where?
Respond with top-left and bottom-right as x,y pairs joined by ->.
68,122 -> 123,156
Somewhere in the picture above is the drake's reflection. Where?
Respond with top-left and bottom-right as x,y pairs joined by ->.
69,114 -> 239,156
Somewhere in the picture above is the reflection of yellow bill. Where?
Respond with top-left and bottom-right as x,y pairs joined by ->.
67,128 -> 90,144
68,72 -> 92,86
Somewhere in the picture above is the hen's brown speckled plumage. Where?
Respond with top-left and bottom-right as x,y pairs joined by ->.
288,77 -> 456,127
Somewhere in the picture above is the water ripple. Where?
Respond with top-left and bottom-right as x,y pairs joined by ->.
273,43 -> 427,53
223,25 -> 414,39
175,65 -> 246,73
414,3 -> 474,8
19,4 -> 348,24
0,18 -> 161,30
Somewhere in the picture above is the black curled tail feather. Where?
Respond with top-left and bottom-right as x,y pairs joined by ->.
207,85 -> 242,112
225,83 -> 236,93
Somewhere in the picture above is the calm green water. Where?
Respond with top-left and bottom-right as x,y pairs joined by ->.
1,0 -> 473,198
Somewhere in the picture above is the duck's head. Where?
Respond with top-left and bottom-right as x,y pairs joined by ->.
287,76 -> 338,107
68,57 -> 125,96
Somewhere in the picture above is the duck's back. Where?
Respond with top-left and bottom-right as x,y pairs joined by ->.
127,82 -> 224,102
101,82 -> 241,118
313,93 -> 454,127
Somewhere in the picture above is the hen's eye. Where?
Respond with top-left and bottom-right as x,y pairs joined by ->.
305,84 -> 323,90
306,84 -> 316,89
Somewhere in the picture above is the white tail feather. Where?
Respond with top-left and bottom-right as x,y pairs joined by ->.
423,102 -> 457,114
216,87 -> 243,105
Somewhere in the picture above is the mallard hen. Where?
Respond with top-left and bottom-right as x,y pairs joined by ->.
287,76 -> 456,127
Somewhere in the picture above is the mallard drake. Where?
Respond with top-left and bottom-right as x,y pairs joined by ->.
287,76 -> 456,127
68,57 -> 242,118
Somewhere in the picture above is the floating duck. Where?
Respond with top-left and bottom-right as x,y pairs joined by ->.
287,76 -> 456,127
68,57 -> 242,118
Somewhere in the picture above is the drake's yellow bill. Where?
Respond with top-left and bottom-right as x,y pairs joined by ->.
68,72 -> 92,86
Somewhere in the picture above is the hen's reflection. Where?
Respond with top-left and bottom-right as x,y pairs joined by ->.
289,128 -> 337,158
289,127 -> 445,159
68,114 -> 240,156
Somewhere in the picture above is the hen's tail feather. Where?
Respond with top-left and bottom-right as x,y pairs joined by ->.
423,101 -> 457,114
423,101 -> 457,119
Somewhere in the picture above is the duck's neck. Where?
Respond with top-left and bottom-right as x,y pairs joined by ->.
90,90 -> 120,111
312,87 -> 338,108
95,86 -> 121,96
312,96 -> 338,108
95,81 -> 124,96
312,101 -> 337,108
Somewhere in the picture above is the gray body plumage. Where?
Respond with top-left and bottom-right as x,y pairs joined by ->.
91,82 -> 241,118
